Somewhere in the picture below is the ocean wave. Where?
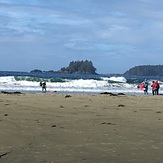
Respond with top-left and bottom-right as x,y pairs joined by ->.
0,75 -> 162,94
101,76 -> 127,83
0,76 -> 138,93
14,76 -> 66,83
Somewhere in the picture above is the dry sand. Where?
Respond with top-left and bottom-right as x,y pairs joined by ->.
0,92 -> 163,163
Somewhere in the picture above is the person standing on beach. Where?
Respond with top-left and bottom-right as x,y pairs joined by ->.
155,80 -> 160,95
40,81 -> 47,92
151,81 -> 156,95
142,79 -> 149,95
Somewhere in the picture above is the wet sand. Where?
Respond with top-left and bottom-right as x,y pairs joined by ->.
0,93 -> 163,163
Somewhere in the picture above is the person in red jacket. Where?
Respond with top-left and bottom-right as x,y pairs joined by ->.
155,80 -> 160,95
151,81 -> 156,95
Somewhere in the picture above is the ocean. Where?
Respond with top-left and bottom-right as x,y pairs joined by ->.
0,71 -> 162,95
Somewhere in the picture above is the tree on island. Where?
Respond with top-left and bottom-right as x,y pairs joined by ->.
59,60 -> 97,74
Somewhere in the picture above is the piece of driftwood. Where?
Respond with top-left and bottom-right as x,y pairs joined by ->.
0,152 -> 10,158
1,91 -> 22,94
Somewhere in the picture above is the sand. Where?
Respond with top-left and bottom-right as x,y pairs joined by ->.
0,92 -> 163,163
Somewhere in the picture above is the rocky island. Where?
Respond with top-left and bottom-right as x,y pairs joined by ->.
30,60 -> 97,74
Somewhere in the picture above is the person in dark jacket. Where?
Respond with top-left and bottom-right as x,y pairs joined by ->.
154,80 -> 160,95
40,81 -> 47,92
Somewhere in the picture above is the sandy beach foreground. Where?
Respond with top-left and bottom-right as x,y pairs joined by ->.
0,93 -> 163,163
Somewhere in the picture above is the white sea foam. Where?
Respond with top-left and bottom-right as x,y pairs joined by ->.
109,76 -> 127,82
0,76 -> 16,83
0,76 -> 162,94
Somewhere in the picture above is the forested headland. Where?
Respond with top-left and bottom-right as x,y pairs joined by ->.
123,65 -> 163,76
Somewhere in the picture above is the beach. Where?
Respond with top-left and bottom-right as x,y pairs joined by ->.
0,93 -> 163,163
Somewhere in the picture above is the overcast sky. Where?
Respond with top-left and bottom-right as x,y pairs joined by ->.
0,0 -> 163,74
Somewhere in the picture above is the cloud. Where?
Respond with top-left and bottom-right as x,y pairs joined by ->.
0,1 -> 93,38
0,0 -> 163,73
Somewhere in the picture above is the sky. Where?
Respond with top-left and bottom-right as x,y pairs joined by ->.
0,0 -> 163,74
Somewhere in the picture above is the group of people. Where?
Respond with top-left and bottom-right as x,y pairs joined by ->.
151,80 -> 160,95
140,79 -> 160,95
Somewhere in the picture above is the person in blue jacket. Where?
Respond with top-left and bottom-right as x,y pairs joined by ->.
142,79 -> 149,95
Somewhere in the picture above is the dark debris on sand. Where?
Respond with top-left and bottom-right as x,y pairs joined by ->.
101,122 -> 116,125
0,152 -> 10,159
100,92 -> 125,96
65,95 -> 72,98
1,91 -> 22,94
118,104 -> 125,107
